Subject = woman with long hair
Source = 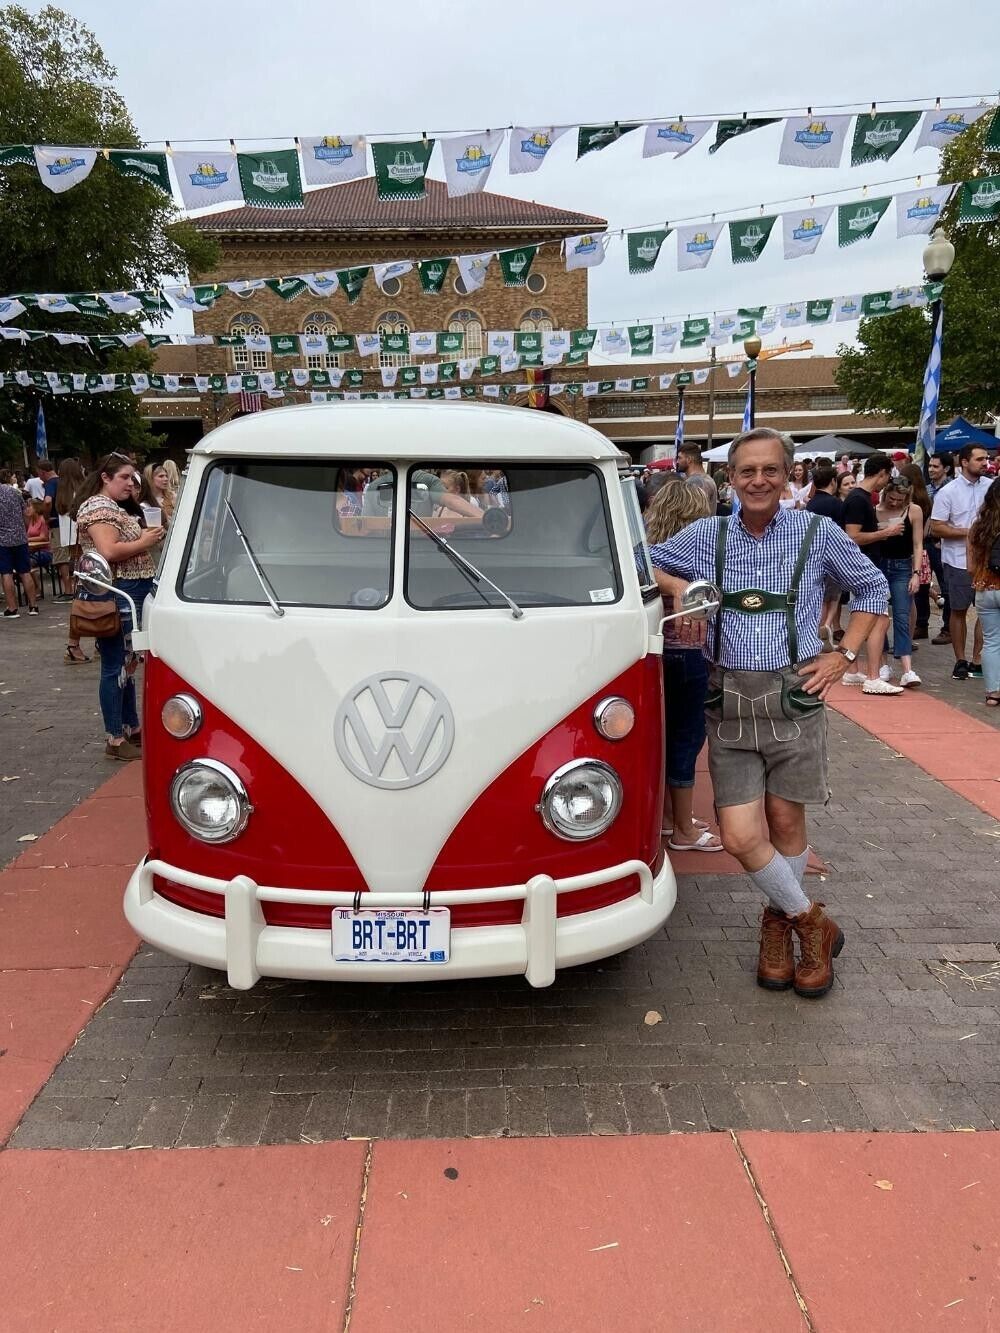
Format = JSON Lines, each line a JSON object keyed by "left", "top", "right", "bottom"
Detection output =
{"left": 72, "top": 453, "right": 164, "bottom": 760}
{"left": 788, "top": 460, "right": 812, "bottom": 509}
{"left": 897, "top": 462, "right": 933, "bottom": 639}
{"left": 968, "top": 477, "right": 1000, "bottom": 707}
{"left": 875, "top": 475, "right": 924, "bottom": 687}
{"left": 143, "top": 462, "right": 175, "bottom": 523}
{"left": 53, "top": 457, "right": 90, "bottom": 662}
{"left": 645, "top": 481, "right": 722, "bottom": 852}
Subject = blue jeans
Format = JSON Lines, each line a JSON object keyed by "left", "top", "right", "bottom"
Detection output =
{"left": 94, "top": 578, "right": 152, "bottom": 739}
{"left": 662, "top": 649, "right": 709, "bottom": 788}
{"left": 884, "top": 558, "right": 914, "bottom": 659}
{"left": 977, "top": 589, "right": 1000, "bottom": 694}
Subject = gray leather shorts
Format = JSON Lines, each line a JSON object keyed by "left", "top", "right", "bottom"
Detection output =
{"left": 705, "top": 666, "right": 830, "bottom": 808}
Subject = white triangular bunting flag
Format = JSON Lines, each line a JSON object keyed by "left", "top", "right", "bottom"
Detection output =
{"left": 487, "top": 331, "right": 514, "bottom": 356}
{"left": 835, "top": 294, "right": 863, "bottom": 322}
{"left": 34, "top": 145, "right": 98, "bottom": 193}
{"left": 642, "top": 120, "right": 711, "bottom": 158}
{"left": 778, "top": 116, "right": 851, "bottom": 169}
{"left": 456, "top": 252, "right": 493, "bottom": 292}
{"left": 782, "top": 205, "right": 835, "bottom": 259}
{"left": 299, "top": 135, "right": 367, "bottom": 186}
{"left": 373, "top": 261, "right": 413, "bottom": 291}
{"left": 356, "top": 332, "right": 381, "bottom": 357}
{"left": 895, "top": 185, "right": 953, "bottom": 237}
{"left": 564, "top": 233, "right": 606, "bottom": 271}
{"left": 915, "top": 106, "right": 988, "bottom": 151}
{"left": 658, "top": 374, "right": 675, "bottom": 390}
{"left": 0, "top": 298, "right": 26, "bottom": 323}
{"left": 292, "top": 369, "right": 310, "bottom": 387}
{"left": 508, "top": 127, "right": 568, "bottom": 174}
{"left": 676, "top": 222, "right": 723, "bottom": 271}
{"left": 726, "top": 361, "right": 744, "bottom": 379}
{"left": 381, "top": 367, "right": 398, "bottom": 387}
{"left": 442, "top": 131, "right": 504, "bottom": 197}
{"left": 172, "top": 151, "right": 243, "bottom": 210}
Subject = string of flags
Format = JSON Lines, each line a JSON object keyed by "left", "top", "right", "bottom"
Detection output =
{"left": 1, "top": 172, "right": 995, "bottom": 324}
{"left": 1, "top": 103, "right": 996, "bottom": 210}
{"left": 0, "top": 365, "right": 735, "bottom": 401}
{"left": 0, "top": 279, "right": 946, "bottom": 363}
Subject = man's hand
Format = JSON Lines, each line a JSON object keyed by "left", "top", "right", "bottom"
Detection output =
{"left": 798, "top": 653, "right": 848, "bottom": 699}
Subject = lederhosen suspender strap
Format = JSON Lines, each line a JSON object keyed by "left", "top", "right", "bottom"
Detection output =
{"left": 713, "top": 514, "right": 823, "bottom": 666}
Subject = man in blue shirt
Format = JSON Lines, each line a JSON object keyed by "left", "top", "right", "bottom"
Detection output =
{"left": 650, "top": 428, "right": 888, "bottom": 999}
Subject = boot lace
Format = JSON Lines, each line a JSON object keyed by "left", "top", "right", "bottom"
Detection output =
{"left": 797, "top": 918, "right": 824, "bottom": 971}
{"left": 760, "top": 914, "right": 791, "bottom": 967}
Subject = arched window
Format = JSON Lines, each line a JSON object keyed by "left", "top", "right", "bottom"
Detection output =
{"left": 302, "top": 311, "right": 340, "bottom": 370}
{"left": 519, "top": 308, "right": 554, "bottom": 334}
{"left": 377, "top": 310, "right": 410, "bottom": 369}
{"left": 229, "top": 312, "right": 269, "bottom": 371}
{"left": 447, "top": 308, "right": 484, "bottom": 361}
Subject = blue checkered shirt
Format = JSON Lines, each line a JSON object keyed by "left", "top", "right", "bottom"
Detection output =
{"left": 649, "top": 507, "right": 889, "bottom": 669}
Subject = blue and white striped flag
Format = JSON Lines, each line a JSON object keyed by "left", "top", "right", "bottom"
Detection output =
{"left": 742, "top": 382, "right": 752, "bottom": 432}
{"left": 674, "top": 392, "right": 685, "bottom": 448}
{"left": 914, "top": 301, "right": 943, "bottom": 466}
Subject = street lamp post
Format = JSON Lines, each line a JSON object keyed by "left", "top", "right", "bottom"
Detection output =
{"left": 922, "top": 226, "right": 955, "bottom": 357}
{"left": 743, "top": 334, "right": 762, "bottom": 429}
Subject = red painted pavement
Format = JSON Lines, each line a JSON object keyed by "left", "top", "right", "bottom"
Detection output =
{"left": 0, "top": 1143, "right": 366, "bottom": 1331}
{"left": 352, "top": 1136, "right": 806, "bottom": 1332}
{"left": 743, "top": 1131, "right": 1000, "bottom": 1332}
{"left": 828, "top": 684, "right": 1000, "bottom": 821}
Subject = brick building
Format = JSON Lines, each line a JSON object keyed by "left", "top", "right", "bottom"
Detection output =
{"left": 144, "top": 179, "right": 607, "bottom": 444}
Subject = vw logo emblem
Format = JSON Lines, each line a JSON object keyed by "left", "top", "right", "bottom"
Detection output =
{"left": 334, "top": 672, "right": 455, "bottom": 789}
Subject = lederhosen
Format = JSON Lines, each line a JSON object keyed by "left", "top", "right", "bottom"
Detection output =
{"left": 704, "top": 514, "right": 830, "bottom": 805}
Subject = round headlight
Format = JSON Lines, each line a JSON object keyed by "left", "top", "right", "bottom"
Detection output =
{"left": 161, "top": 693, "right": 203, "bottom": 739}
{"left": 593, "top": 696, "right": 635, "bottom": 740}
{"left": 539, "top": 759, "right": 623, "bottom": 841}
{"left": 169, "top": 760, "right": 251, "bottom": 844}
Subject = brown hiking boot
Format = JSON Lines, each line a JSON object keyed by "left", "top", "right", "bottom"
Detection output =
{"left": 757, "top": 906, "right": 795, "bottom": 990}
{"left": 790, "top": 902, "right": 845, "bottom": 998}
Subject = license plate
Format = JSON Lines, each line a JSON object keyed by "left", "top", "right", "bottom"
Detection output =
{"left": 332, "top": 907, "right": 450, "bottom": 964}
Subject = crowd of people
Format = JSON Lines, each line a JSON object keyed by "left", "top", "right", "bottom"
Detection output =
{"left": 2, "top": 453, "right": 180, "bottom": 759}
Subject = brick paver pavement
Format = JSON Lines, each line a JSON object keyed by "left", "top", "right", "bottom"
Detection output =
{"left": 4, "top": 596, "right": 999, "bottom": 1145}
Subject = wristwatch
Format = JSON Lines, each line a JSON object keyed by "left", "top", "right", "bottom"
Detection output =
{"left": 836, "top": 646, "right": 858, "bottom": 663}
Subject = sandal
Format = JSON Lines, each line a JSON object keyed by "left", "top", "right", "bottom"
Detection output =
{"left": 668, "top": 829, "right": 724, "bottom": 853}
{"left": 661, "top": 816, "right": 709, "bottom": 837}
{"left": 987, "top": 693, "right": 1000, "bottom": 709}
{"left": 64, "top": 644, "right": 91, "bottom": 665}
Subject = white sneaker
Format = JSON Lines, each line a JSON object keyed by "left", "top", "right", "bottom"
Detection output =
{"left": 862, "top": 677, "right": 905, "bottom": 695}
{"left": 879, "top": 664, "right": 895, "bottom": 681}
{"left": 900, "top": 670, "right": 922, "bottom": 688}
{"left": 842, "top": 671, "right": 867, "bottom": 685}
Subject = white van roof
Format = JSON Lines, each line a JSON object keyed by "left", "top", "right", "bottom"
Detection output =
{"left": 193, "top": 401, "right": 627, "bottom": 463}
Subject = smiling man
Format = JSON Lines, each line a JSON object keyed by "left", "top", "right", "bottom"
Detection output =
{"left": 649, "top": 428, "right": 889, "bottom": 998}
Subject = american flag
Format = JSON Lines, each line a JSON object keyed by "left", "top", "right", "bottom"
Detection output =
{"left": 239, "top": 391, "right": 262, "bottom": 414}
{"left": 914, "top": 302, "right": 943, "bottom": 467}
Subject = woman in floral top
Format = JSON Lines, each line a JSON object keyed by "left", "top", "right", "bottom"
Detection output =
{"left": 73, "top": 454, "right": 164, "bottom": 761}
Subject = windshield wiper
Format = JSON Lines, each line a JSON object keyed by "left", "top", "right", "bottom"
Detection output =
{"left": 225, "top": 499, "right": 285, "bottom": 618}
{"left": 407, "top": 509, "right": 523, "bottom": 620}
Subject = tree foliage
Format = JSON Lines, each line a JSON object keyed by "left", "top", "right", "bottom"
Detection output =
{"left": 0, "top": 4, "right": 217, "bottom": 461}
{"left": 836, "top": 109, "right": 1000, "bottom": 425}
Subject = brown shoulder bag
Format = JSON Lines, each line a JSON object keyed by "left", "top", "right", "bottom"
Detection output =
{"left": 69, "top": 597, "right": 121, "bottom": 639}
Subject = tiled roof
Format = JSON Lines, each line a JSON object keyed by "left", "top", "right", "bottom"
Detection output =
{"left": 195, "top": 177, "right": 607, "bottom": 235}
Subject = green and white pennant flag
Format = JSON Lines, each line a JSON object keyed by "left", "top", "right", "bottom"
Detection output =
{"left": 265, "top": 278, "right": 307, "bottom": 301}
{"left": 372, "top": 139, "right": 434, "bottom": 201}
{"left": 442, "top": 130, "right": 503, "bottom": 197}
{"left": 708, "top": 118, "right": 778, "bottom": 154}
{"left": 850, "top": 112, "right": 920, "bottom": 165}
{"left": 676, "top": 222, "right": 723, "bottom": 271}
{"left": 0, "top": 144, "right": 33, "bottom": 167}
{"left": 986, "top": 108, "right": 1000, "bottom": 152}
{"left": 508, "top": 127, "right": 568, "bottom": 174}
{"left": 269, "top": 334, "right": 298, "bottom": 356}
{"left": 782, "top": 205, "right": 834, "bottom": 259}
{"left": 861, "top": 291, "right": 893, "bottom": 318}
{"left": 437, "top": 331, "right": 463, "bottom": 355}
{"left": 627, "top": 229, "right": 669, "bottom": 274}
{"left": 807, "top": 299, "right": 834, "bottom": 324}
{"left": 778, "top": 115, "right": 851, "bottom": 169}
{"left": 895, "top": 185, "right": 953, "bottom": 236}
{"left": 417, "top": 259, "right": 450, "bottom": 294}
{"left": 570, "top": 329, "right": 597, "bottom": 352}
{"left": 915, "top": 106, "right": 989, "bottom": 151}
{"left": 564, "top": 233, "right": 606, "bottom": 270}
{"left": 299, "top": 135, "right": 367, "bottom": 186}
{"left": 107, "top": 149, "right": 172, "bottom": 195}
{"left": 577, "top": 124, "right": 638, "bottom": 158}
{"left": 628, "top": 324, "right": 654, "bottom": 354}
{"left": 729, "top": 215, "right": 776, "bottom": 264}
{"left": 837, "top": 197, "right": 890, "bottom": 246}
{"left": 498, "top": 247, "right": 537, "bottom": 287}
{"left": 642, "top": 120, "right": 711, "bottom": 158}
{"left": 172, "top": 150, "right": 242, "bottom": 210}
{"left": 336, "top": 268, "right": 369, "bottom": 303}
{"left": 238, "top": 150, "right": 303, "bottom": 208}
{"left": 957, "top": 174, "right": 1000, "bottom": 224}
{"left": 34, "top": 145, "right": 98, "bottom": 193}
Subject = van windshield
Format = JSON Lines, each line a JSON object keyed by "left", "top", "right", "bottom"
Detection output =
{"left": 180, "top": 460, "right": 395, "bottom": 609}
{"left": 405, "top": 464, "right": 621, "bottom": 611}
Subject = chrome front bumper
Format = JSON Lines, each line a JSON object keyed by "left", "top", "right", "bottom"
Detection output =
{"left": 124, "top": 856, "right": 677, "bottom": 989}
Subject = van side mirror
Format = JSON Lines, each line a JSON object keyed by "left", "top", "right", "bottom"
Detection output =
{"left": 659, "top": 579, "right": 721, "bottom": 627}
{"left": 74, "top": 550, "right": 113, "bottom": 590}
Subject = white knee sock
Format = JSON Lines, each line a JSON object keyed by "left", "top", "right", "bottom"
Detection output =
{"left": 786, "top": 847, "right": 810, "bottom": 886}
{"left": 750, "top": 851, "right": 811, "bottom": 916}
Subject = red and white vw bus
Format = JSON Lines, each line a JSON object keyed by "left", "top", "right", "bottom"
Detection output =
{"left": 120, "top": 402, "right": 684, "bottom": 988}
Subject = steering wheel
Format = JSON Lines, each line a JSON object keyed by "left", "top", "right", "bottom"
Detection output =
{"left": 429, "top": 590, "right": 578, "bottom": 609}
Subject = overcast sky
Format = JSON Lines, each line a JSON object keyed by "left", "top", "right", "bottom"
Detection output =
{"left": 43, "top": 0, "right": 1000, "bottom": 357}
